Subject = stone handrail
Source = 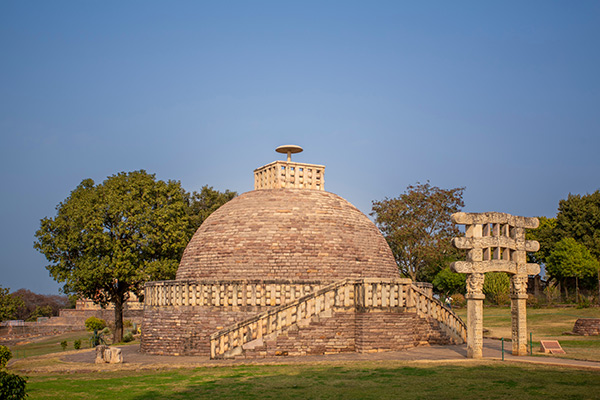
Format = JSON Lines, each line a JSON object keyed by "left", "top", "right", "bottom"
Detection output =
{"left": 144, "top": 280, "right": 322, "bottom": 308}
{"left": 408, "top": 284, "right": 466, "bottom": 343}
{"left": 210, "top": 279, "right": 351, "bottom": 359}
{"left": 209, "top": 279, "right": 466, "bottom": 359}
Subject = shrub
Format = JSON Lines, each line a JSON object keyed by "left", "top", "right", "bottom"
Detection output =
{"left": 0, "top": 345, "right": 12, "bottom": 368}
{"left": 450, "top": 293, "right": 466, "bottom": 308}
{"left": 122, "top": 332, "right": 134, "bottom": 343}
{"left": 73, "top": 340, "right": 81, "bottom": 350}
{"left": 123, "top": 319, "right": 133, "bottom": 328}
{"left": 60, "top": 340, "right": 67, "bottom": 351}
{"left": 85, "top": 317, "right": 106, "bottom": 332}
{"left": 0, "top": 370, "right": 28, "bottom": 400}
{"left": 483, "top": 272, "right": 510, "bottom": 305}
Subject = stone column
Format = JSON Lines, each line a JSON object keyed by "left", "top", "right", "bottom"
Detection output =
{"left": 466, "top": 273, "right": 485, "bottom": 358}
{"left": 511, "top": 274, "right": 529, "bottom": 355}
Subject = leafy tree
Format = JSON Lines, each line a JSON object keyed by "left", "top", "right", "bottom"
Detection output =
{"left": 546, "top": 237, "right": 600, "bottom": 301}
{"left": 0, "top": 287, "right": 24, "bottom": 322}
{"left": 184, "top": 185, "right": 237, "bottom": 236}
{"left": 11, "top": 289, "right": 69, "bottom": 321}
{"left": 526, "top": 216, "right": 557, "bottom": 265}
{"left": 34, "top": 170, "right": 190, "bottom": 342}
{"left": 432, "top": 268, "right": 466, "bottom": 297}
{"left": 26, "top": 305, "right": 53, "bottom": 322}
{"left": 555, "top": 191, "right": 600, "bottom": 260}
{"left": 371, "top": 182, "right": 465, "bottom": 281}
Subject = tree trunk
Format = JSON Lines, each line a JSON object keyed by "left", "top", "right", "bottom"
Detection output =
{"left": 114, "top": 294, "right": 124, "bottom": 343}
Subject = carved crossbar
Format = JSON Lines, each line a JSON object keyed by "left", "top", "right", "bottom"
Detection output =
{"left": 450, "top": 212, "right": 541, "bottom": 276}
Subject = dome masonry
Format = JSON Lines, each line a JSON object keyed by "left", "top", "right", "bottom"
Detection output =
{"left": 176, "top": 146, "right": 400, "bottom": 282}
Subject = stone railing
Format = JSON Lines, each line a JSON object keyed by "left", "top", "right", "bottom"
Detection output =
{"left": 408, "top": 284, "right": 466, "bottom": 343}
{"left": 210, "top": 279, "right": 351, "bottom": 359}
{"left": 144, "top": 280, "right": 322, "bottom": 308}
{"left": 209, "top": 279, "right": 466, "bottom": 359}
{"left": 254, "top": 160, "right": 325, "bottom": 190}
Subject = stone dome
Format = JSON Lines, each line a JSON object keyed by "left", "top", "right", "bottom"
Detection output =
{"left": 176, "top": 188, "right": 400, "bottom": 282}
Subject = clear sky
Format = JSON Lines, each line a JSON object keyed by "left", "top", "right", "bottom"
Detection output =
{"left": 1, "top": 1, "right": 599, "bottom": 294}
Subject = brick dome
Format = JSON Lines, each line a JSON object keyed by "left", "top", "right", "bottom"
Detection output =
{"left": 176, "top": 188, "right": 400, "bottom": 281}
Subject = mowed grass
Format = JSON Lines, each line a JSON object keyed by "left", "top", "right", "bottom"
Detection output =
{"left": 8, "top": 330, "right": 93, "bottom": 358}
{"left": 454, "top": 306, "right": 600, "bottom": 361}
{"left": 23, "top": 362, "right": 600, "bottom": 400}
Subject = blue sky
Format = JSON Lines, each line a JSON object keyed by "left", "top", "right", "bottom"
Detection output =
{"left": 1, "top": 1, "right": 599, "bottom": 294}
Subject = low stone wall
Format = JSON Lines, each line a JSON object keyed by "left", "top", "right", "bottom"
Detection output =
{"left": 355, "top": 311, "right": 448, "bottom": 353}
{"left": 141, "top": 305, "right": 266, "bottom": 356}
{"left": 58, "top": 309, "right": 144, "bottom": 327}
{"left": 573, "top": 318, "right": 600, "bottom": 336}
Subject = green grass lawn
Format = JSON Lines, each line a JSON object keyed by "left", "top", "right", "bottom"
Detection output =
{"left": 454, "top": 306, "right": 600, "bottom": 361}
{"left": 8, "top": 330, "right": 94, "bottom": 359}
{"left": 22, "top": 362, "right": 600, "bottom": 400}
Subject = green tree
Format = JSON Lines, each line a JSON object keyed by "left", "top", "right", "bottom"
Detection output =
{"left": 555, "top": 191, "right": 600, "bottom": 259}
{"left": 432, "top": 268, "right": 466, "bottom": 297}
{"left": 25, "top": 305, "right": 53, "bottom": 322}
{"left": 546, "top": 237, "right": 600, "bottom": 301}
{"left": 371, "top": 182, "right": 465, "bottom": 281}
{"left": 0, "top": 287, "right": 24, "bottom": 322}
{"left": 184, "top": 185, "right": 237, "bottom": 236}
{"left": 526, "top": 216, "right": 557, "bottom": 265}
{"left": 34, "top": 170, "right": 190, "bottom": 342}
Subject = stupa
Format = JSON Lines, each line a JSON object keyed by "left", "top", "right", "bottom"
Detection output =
{"left": 141, "top": 146, "right": 465, "bottom": 358}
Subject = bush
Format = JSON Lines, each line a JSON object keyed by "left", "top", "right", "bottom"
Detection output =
{"left": 85, "top": 317, "right": 107, "bottom": 332}
{"left": 60, "top": 340, "right": 67, "bottom": 351}
{"left": 123, "top": 319, "right": 133, "bottom": 328}
{"left": 0, "top": 345, "right": 12, "bottom": 368}
{"left": 73, "top": 340, "right": 81, "bottom": 350}
{"left": 483, "top": 272, "right": 510, "bottom": 305}
{"left": 122, "top": 332, "right": 134, "bottom": 343}
{"left": 0, "top": 370, "right": 28, "bottom": 400}
{"left": 450, "top": 293, "right": 466, "bottom": 308}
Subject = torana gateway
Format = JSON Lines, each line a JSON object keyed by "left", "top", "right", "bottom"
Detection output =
{"left": 140, "top": 146, "right": 466, "bottom": 358}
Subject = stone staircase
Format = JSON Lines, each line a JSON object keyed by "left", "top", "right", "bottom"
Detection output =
{"left": 210, "top": 279, "right": 466, "bottom": 359}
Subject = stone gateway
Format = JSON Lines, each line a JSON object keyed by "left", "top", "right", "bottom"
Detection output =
{"left": 141, "top": 146, "right": 466, "bottom": 358}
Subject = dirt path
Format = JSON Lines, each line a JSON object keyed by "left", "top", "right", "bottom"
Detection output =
{"left": 9, "top": 339, "right": 600, "bottom": 373}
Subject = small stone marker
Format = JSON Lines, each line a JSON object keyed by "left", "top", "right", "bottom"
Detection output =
{"left": 95, "top": 345, "right": 124, "bottom": 363}
{"left": 540, "top": 340, "right": 565, "bottom": 354}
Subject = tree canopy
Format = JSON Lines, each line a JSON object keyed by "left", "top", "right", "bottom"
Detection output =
{"left": 371, "top": 182, "right": 465, "bottom": 281}
{"left": 184, "top": 185, "right": 237, "bottom": 236}
{"left": 555, "top": 191, "right": 600, "bottom": 260}
{"left": 527, "top": 190, "right": 600, "bottom": 300}
{"left": 0, "top": 286, "right": 24, "bottom": 322}
{"left": 34, "top": 170, "right": 192, "bottom": 341}
{"left": 546, "top": 237, "right": 599, "bottom": 293}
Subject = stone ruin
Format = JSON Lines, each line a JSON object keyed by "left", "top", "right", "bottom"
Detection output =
{"left": 450, "top": 212, "right": 540, "bottom": 357}
{"left": 140, "top": 146, "right": 466, "bottom": 359}
{"left": 95, "top": 345, "right": 123, "bottom": 364}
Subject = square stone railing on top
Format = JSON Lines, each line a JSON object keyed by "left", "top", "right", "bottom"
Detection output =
{"left": 254, "top": 160, "right": 325, "bottom": 190}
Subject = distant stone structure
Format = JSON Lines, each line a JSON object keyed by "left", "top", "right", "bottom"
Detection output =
{"left": 573, "top": 318, "right": 600, "bottom": 336}
{"left": 141, "top": 146, "right": 466, "bottom": 358}
{"left": 450, "top": 212, "right": 540, "bottom": 357}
